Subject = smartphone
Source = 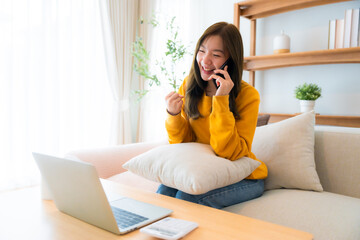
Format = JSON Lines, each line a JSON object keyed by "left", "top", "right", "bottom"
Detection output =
{"left": 213, "top": 58, "right": 233, "bottom": 89}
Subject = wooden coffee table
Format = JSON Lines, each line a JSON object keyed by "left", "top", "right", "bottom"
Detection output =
{"left": 0, "top": 180, "right": 313, "bottom": 239}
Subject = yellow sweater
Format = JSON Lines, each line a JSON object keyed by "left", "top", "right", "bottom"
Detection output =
{"left": 165, "top": 77, "right": 267, "bottom": 180}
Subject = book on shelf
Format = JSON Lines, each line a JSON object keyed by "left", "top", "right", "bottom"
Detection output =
{"left": 343, "top": 9, "right": 352, "bottom": 48}
{"left": 350, "top": 8, "right": 359, "bottom": 47}
{"left": 329, "top": 8, "right": 360, "bottom": 49}
{"left": 335, "top": 19, "right": 345, "bottom": 49}
{"left": 328, "top": 20, "right": 336, "bottom": 49}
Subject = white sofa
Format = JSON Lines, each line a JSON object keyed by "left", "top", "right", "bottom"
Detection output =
{"left": 67, "top": 125, "right": 360, "bottom": 240}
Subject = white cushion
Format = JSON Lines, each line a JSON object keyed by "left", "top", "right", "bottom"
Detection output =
{"left": 123, "top": 143, "right": 261, "bottom": 195}
{"left": 252, "top": 111, "right": 323, "bottom": 191}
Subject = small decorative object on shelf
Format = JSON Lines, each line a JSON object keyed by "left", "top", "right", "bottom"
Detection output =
{"left": 294, "top": 83, "right": 322, "bottom": 113}
{"left": 273, "top": 30, "right": 290, "bottom": 54}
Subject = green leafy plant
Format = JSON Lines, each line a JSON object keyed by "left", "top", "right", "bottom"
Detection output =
{"left": 131, "top": 14, "right": 189, "bottom": 101}
{"left": 156, "top": 17, "right": 189, "bottom": 91}
{"left": 131, "top": 15, "right": 160, "bottom": 100}
{"left": 294, "top": 83, "right": 322, "bottom": 100}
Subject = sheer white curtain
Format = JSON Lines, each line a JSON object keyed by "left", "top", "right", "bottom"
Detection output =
{"left": 0, "top": 0, "right": 113, "bottom": 191}
{"left": 99, "top": 0, "right": 138, "bottom": 145}
{"left": 137, "top": 0, "right": 193, "bottom": 142}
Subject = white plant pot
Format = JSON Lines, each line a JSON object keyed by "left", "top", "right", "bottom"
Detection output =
{"left": 299, "top": 100, "right": 315, "bottom": 113}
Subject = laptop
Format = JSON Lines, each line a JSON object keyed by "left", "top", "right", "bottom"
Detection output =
{"left": 32, "top": 152, "right": 173, "bottom": 235}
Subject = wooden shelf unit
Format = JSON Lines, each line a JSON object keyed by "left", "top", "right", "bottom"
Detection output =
{"left": 234, "top": 0, "right": 360, "bottom": 128}
{"left": 261, "top": 113, "right": 360, "bottom": 128}
{"left": 234, "top": 0, "right": 351, "bottom": 22}
{"left": 244, "top": 47, "right": 360, "bottom": 71}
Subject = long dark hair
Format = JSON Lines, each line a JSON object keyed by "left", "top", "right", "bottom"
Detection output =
{"left": 184, "top": 22, "right": 244, "bottom": 119}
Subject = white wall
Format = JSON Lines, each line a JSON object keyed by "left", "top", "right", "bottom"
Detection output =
{"left": 190, "top": 0, "right": 360, "bottom": 116}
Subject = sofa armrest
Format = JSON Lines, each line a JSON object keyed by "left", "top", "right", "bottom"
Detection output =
{"left": 66, "top": 140, "right": 167, "bottom": 179}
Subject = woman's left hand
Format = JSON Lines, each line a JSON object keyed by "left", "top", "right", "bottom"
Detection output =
{"left": 209, "top": 66, "right": 234, "bottom": 96}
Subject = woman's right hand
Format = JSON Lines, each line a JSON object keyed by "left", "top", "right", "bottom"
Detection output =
{"left": 165, "top": 92, "right": 184, "bottom": 115}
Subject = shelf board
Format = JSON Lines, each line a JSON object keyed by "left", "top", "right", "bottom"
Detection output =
{"left": 236, "top": 0, "right": 351, "bottom": 20}
{"left": 243, "top": 47, "right": 360, "bottom": 71}
{"left": 260, "top": 113, "right": 360, "bottom": 128}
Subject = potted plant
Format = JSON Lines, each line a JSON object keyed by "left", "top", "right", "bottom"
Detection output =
{"left": 294, "top": 83, "right": 322, "bottom": 113}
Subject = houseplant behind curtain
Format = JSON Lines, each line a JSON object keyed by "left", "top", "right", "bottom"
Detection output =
{"left": 136, "top": 0, "right": 192, "bottom": 142}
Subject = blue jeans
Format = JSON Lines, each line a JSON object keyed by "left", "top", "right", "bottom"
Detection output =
{"left": 156, "top": 179, "right": 264, "bottom": 209}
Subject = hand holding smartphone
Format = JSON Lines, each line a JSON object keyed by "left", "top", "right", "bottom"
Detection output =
{"left": 213, "top": 58, "right": 233, "bottom": 89}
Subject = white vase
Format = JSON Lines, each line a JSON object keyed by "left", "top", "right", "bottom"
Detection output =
{"left": 273, "top": 30, "right": 290, "bottom": 54}
{"left": 299, "top": 100, "right": 315, "bottom": 113}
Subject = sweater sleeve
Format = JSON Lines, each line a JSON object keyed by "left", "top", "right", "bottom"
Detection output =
{"left": 165, "top": 79, "right": 195, "bottom": 143}
{"left": 209, "top": 83, "right": 260, "bottom": 161}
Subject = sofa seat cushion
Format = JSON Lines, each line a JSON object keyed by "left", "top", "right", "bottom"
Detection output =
{"left": 107, "top": 171, "right": 160, "bottom": 193}
{"left": 223, "top": 189, "right": 360, "bottom": 240}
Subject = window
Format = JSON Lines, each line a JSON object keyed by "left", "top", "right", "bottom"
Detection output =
{"left": 0, "top": 0, "right": 112, "bottom": 191}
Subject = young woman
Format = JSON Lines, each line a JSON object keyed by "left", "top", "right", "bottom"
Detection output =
{"left": 158, "top": 22, "right": 268, "bottom": 209}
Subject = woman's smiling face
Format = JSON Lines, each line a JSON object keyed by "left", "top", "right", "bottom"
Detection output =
{"left": 196, "top": 35, "right": 229, "bottom": 81}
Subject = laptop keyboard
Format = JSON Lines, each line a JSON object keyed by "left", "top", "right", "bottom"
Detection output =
{"left": 111, "top": 206, "right": 149, "bottom": 229}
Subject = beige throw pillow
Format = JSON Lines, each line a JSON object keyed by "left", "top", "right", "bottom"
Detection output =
{"left": 123, "top": 143, "right": 261, "bottom": 195}
{"left": 252, "top": 111, "right": 323, "bottom": 191}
